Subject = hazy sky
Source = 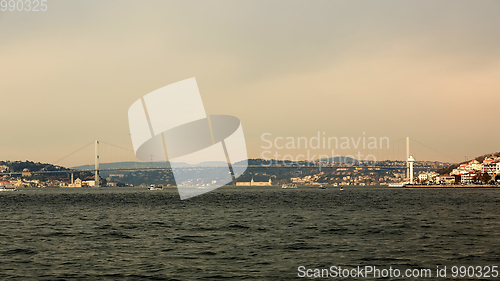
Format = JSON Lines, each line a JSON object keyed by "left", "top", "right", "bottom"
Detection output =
{"left": 1, "top": 0, "right": 499, "bottom": 167}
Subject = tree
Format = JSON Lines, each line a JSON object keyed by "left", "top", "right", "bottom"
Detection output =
{"left": 482, "top": 173, "right": 492, "bottom": 183}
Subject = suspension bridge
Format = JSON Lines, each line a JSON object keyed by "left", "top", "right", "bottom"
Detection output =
{"left": 0, "top": 137, "right": 459, "bottom": 187}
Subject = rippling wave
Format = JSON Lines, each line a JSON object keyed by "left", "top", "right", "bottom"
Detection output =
{"left": 1, "top": 187, "right": 500, "bottom": 280}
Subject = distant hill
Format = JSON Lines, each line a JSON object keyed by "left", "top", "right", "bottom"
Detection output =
{"left": 72, "top": 157, "right": 360, "bottom": 170}
{"left": 71, "top": 160, "right": 232, "bottom": 170}
{"left": 320, "top": 156, "right": 358, "bottom": 163}
{"left": 0, "top": 160, "right": 68, "bottom": 173}
{"left": 72, "top": 161, "right": 171, "bottom": 170}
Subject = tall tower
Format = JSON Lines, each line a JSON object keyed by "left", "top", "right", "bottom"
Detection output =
{"left": 406, "top": 137, "right": 410, "bottom": 179}
{"left": 95, "top": 140, "right": 100, "bottom": 187}
{"left": 407, "top": 155, "right": 415, "bottom": 184}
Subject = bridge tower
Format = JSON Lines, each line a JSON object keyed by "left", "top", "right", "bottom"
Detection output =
{"left": 95, "top": 140, "right": 100, "bottom": 187}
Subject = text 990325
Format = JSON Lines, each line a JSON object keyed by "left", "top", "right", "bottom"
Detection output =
{"left": 1, "top": 0, "right": 47, "bottom": 12}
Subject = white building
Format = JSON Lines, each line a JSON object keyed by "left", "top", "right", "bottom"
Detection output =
{"left": 418, "top": 171, "right": 439, "bottom": 183}
{"left": 68, "top": 178, "right": 82, "bottom": 187}
{"left": 483, "top": 161, "right": 500, "bottom": 176}
{"left": 437, "top": 175, "right": 455, "bottom": 184}
{"left": 83, "top": 180, "right": 96, "bottom": 187}
{"left": 470, "top": 160, "right": 483, "bottom": 171}
{"left": 460, "top": 171, "right": 480, "bottom": 184}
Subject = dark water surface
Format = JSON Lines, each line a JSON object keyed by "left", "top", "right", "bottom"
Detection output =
{"left": 1, "top": 187, "right": 500, "bottom": 280}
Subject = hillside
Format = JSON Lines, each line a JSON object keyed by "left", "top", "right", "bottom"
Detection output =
{"left": 437, "top": 151, "right": 500, "bottom": 175}
{"left": 0, "top": 160, "right": 68, "bottom": 173}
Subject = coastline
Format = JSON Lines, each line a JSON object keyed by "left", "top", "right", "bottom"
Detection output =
{"left": 403, "top": 184, "right": 499, "bottom": 188}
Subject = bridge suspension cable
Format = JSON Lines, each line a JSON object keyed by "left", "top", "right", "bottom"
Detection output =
{"left": 410, "top": 138, "right": 459, "bottom": 163}
{"left": 50, "top": 140, "right": 95, "bottom": 167}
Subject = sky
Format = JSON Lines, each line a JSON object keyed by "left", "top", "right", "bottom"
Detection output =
{"left": 1, "top": 0, "right": 499, "bottom": 167}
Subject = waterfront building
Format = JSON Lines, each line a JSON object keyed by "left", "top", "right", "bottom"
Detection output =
{"left": 236, "top": 178, "right": 272, "bottom": 186}
{"left": 483, "top": 161, "right": 500, "bottom": 177}
{"left": 83, "top": 180, "right": 96, "bottom": 187}
{"left": 450, "top": 158, "right": 497, "bottom": 183}
{"left": 437, "top": 175, "right": 455, "bottom": 184}
{"left": 68, "top": 178, "right": 82, "bottom": 187}
{"left": 418, "top": 171, "right": 439, "bottom": 183}
{"left": 460, "top": 171, "right": 482, "bottom": 184}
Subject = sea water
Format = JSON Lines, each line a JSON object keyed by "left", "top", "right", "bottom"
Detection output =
{"left": 1, "top": 186, "right": 500, "bottom": 280}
